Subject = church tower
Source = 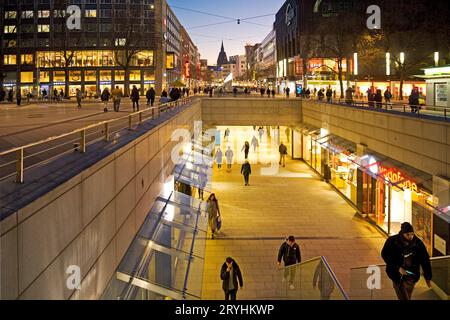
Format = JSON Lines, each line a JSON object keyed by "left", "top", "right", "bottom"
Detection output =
{"left": 216, "top": 41, "right": 228, "bottom": 68}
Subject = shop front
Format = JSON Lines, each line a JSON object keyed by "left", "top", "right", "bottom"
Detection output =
{"left": 355, "top": 152, "right": 434, "bottom": 254}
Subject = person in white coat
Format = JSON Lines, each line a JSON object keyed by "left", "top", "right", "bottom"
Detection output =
{"left": 215, "top": 148, "right": 223, "bottom": 170}
{"left": 225, "top": 146, "right": 234, "bottom": 171}
{"left": 251, "top": 136, "right": 259, "bottom": 152}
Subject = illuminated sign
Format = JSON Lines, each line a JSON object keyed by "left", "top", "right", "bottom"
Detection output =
{"left": 285, "top": 4, "right": 295, "bottom": 26}
{"left": 144, "top": 80, "right": 156, "bottom": 84}
{"left": 379, "top": 166, "right": 418, "bottom": 192}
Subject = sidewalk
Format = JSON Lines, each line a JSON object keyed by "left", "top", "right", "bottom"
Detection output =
{"left": 201, "top": 128, "right": 385, "bottom": 300}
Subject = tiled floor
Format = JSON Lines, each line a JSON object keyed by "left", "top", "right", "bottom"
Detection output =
{"left": 200, "top": 126, "right": 386, "bottom": 300}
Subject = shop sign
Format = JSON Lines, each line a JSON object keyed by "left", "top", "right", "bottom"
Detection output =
{"left": 379, "top": 166, "right": 418, "bottom": 192}
{"left": 285, "top": 4, "right": 296, "bottom": 26}
{"left": 100, "top": 81, "right": 111, "bottom": 85}
{"left": 53, "top": 81, "right": 65, "bottom": 85}
{"left": 435, "top": 83, "right": 447, "bottom": 107}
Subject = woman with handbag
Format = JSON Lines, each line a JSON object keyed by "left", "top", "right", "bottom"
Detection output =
{"left": 207, "top": 193, "right": 221, "bottom": 239}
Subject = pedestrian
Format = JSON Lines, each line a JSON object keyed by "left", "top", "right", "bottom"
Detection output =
{"left": 326, "top": 87, "right": 333, "bottom": 103}
{"left": 76, "top": 88, "right": 83, "bottom": 108}
{"left": 16, "top": 90, "right": 22, "bottom": 106}
{"left": 207, "top": 193, "right": 220, "bottom": 239}
{"left": 258, "top": 127, "right": 264, "bottom": 143}
{"left": 215, "top": 148, "right": 223, "bottom": 170}
{"left": 161, "top": 89, "right": 168, "bottom": 98}
{"left": 240, "top": 160, "right": 251, "bottom": 186}
{"left": 313, "top": 261, "right": 335, "bottom": 300}
{"left": 220, "top": 257, "right": 243, "bottom": 301}
{"left": 271, "top": 89, "right": 276, "bottom": 98}
{"left": 367, "top": 89, "right": 375, "bottom": 108}
{"left": 60, "top": 89, "right": 64, "bottom": 101}
{"left": 317, "top": 89, "right": 324, "bottom": 101}
{"left": 42, "top": 88, "right": 47, "bottom": 101}
{"left": 146, "top": 87, "right": 156, "bottom": 107}
{"left": 209, "top": 88, "right": 213, "bottom": 97}
{"left": 305, "top": 88, "right": 311, "bottom": 99}
{"left": 286, "top": 87, "right": 290, "bottom": 98}
{"left": 8, "top": 89, "right": 13, "bottom": 102}
{"left": 285, "top": 127, "right": 291, "bottom": 143}
{"left": 345, "top": 87, "right": 354, "bottom": 105}
{"left": 241, "top": 141, "right": 250, "bottom": 159}
{"left": 409, "top": 89, "right": 420, "bottom": 113}
{"left": 233, "top": 87, "right": 238, "bottom": 97}
{"left": 277, "top": 235, "right": 302, "bottom": 290}
{"left": 381, "top": 222, "right": 432, "bottom": 300}
{"left": 111, "top": 86, "right": 123, "bottom": 112}
{"left": 0, "top": 88, "right": 5, "bottom": 102}
{"left": 279, "top": 142, "right": 288, "bottom": 167}
{"left": 101, "top": 87, "right": 111, "bottom": 112}
{"left": 131, "top": 85, "right": 140, "bottom": 112}
{"left": 251, "top": 136, "right": 259, "bottom": 152}
{"left": 374, "top": 89, "right": 383, "bottom": 108}
{"left": 267, "top": 88, "right": 271, "bottom": 98}
{"left": 224, "top": 127, "right": 230, "bottom": 142}
{"left": 384, "top": 88, "right": 392, "bottom": 104}
{"left": 260, "top": 88, "right": 265, "bottom": 97}
{"left": 225, "top": 146, "right": 233, "bottom": 171}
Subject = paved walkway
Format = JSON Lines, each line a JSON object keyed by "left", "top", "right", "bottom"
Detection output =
{"left": 201, "top": 126, "right": 386, "bottom": 300}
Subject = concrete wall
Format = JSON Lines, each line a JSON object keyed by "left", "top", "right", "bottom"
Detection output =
{"left": 302, "top": 100, "right": 450, "bottom": 178}
{"left": 201, "top": 98, "right": 303, "bottom": 127}
{"left": 0, "top": 100, "right": 201, "bottom": 300}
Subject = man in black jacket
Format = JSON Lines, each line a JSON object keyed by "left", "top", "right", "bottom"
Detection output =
{"left": 381, "top": 222, "right": 432, "bottom": 300}
{"left": 278, "top": 235, "right": 302, "bottom": 290}
{"left": 220, "top": 257, "right": 243, "bottom": 300}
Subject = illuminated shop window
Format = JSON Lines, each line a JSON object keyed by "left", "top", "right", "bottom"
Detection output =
{"left": 129, "top": 70, "right": 141, "bottom": 81}
{"left": 22, "top": 11, "right": 34, "bottom": 19}
{"left": 53, "top": 71, "right": 66, "bottom": 82}
{"left": 4, "top": 25, "right": 17, "bottom": 33}
{"left": 166, "top": 53, "right": 175, "bottom": 70}
{"left": 85, "top": 10, "right": 97, "bottom": 17}
{"left": 85, "top": 70, "right": 97, "bottom": 82}
{"left": 21, "top": 72, "right": 34, "bottom": 83}
{"left": 21, "top": 54, "right": 34, "bottom": 65}
{"left": 5, "top": 11, "right": 17, "bottom": 19}
{"left": 70, "top": 71, "right": 82, "bottom": 82}
{"left": 4, "top": 55, "right": 17, "bottom": 65}
{"left": 39, "top": 71, "right": 50, "bottom": 82}
{"left": 100, "top": 70, "right": 112, "bottom": 81}
{"left": 144, "top": 71, "right": 155, "bottom": 81}
{"left": 38, "top": 10, "right": 50, "bottom": 18}
{"left": 115, "top": 70, "right": 125, "bottom": 81}
{"left": 38, "top": 25, "right": 50, "bottom": 33}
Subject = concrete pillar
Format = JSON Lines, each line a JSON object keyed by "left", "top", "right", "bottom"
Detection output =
{"left": 154, "top": 0, "right": 167, "bottom": 95}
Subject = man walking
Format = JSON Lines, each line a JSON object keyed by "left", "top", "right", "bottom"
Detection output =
{"left": 240, "top": 160, "right": 251, "bottom": 186}
{"left": 131, "top": 85, "right": 140, "bottom": 112}
{"left": 76, "top": 88, "right": 83, "bottom": 108}
{"left": 225, "top": 146, "right": 234, "bottom": 171}
{"left": 381, "top": 222, "right": 432, "bottom": 300}
{"left": 278, "top": 235, "right": 302, "bottom": 290}
{"left": 112, "top": 86, "right": 123, "bottom": 112}
{"left": 146, "top": 87, "right": 156, "bottom": 107}
{"left": 220, "top": 257, "right": 243, "bottom": 301}
{"left": 279, "top": 142, "right": 288, "bottom": 167}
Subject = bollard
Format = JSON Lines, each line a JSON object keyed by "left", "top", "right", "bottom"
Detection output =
{"left": 104, "top": 122, "right": 109, "bottom": 142}
{"left": 80, "top": 130, "right": 86, "bottom": 153}
{"left": 16, "top": 148, "right": 24, "bottom": 183}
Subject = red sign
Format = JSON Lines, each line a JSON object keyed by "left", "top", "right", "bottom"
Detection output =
{"left": 379, "top": 166, "right": 418, "bottom": 192}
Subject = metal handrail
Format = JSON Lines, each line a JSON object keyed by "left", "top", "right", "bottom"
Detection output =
{"left": 350, "top": 255, "right": 450, "bottom": 270}
{"left": 321, "top": 256, "right": 349, "bottom": 300}
{"left": 0, "top": 97, "right": 195, "bottom": 183}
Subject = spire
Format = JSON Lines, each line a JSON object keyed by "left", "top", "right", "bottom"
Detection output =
{"left": 221, "top": 41, "right": 224, "bottom": 52}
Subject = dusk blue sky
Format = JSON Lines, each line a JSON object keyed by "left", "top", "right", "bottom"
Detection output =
{"left": 168, "top": 0, "right": 285, "bottom": 65}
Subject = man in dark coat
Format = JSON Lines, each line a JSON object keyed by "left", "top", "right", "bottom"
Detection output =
{"left": 279, "top": 142, "right": 288, "bottom": 167}
{"left": 220, "top": 257, "right": 243, "bottom": 300}
{"left": 278, "top": 235, "right": 302, "bottom": 290}
{"left": 381, "top": 222, "right": 432, "bottom": 300}
{"left": 130, "top": 85, "right": 140, "bottom": 112}
{"left": 146, "top": 87, "right": 156, "bottom": 107}
{"left": 240, "top": 160, "right": 251, "bottom": 186}
{"left": 409, "top": 89, "right": 420, "bottom": 113}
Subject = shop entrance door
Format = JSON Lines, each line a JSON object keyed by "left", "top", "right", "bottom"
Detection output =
{"left": 361, "top": 171, "right": 376, "bottom": 218}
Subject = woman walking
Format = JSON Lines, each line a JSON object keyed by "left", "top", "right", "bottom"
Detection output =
{"left": 207, "top": 193, "right": 221, "bottom": 239}
{"left": 241, "top": 141, "right": 250, "bottom": 159}
{"left": 101, "top": 87, "right": 111, "bottom": 112}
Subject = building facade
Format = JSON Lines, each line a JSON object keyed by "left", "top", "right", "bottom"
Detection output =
{"left": 255, "top": 28, "right": 276, "bottom": 85}
{"left": 0, "top": 0, "right": 192, "bottom": 97}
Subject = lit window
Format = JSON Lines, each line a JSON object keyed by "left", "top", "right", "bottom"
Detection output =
{"left": 21, "top": 72, "right": 34, "bottom": 83}
{"left": 4, "top": 55, "right": 17, "bottom": 65}
{"left": 4, "top": 25, "right": 17, "bottom": 33}
{"left": 22, "top": 11, "right": 34, "bottom": 19}
{"left": 5, "top": 11, "right": 17, "bottom": 19}
{"left": 38, "top": 10, "right": 50, "bottom": 18}
{"left": 38, "top": 25, "right": 50, "bottom": 32}
{"left": 115, "top": 38, "right": 126, "bottom": 46}
{"left": 21, "top": 54, "right": 34, "bottom": 65}
{"left": 39, "top": 71, "right": 50, "bottom": 82}
{"left": 86, "top": 10, "right": 97, "bottom": 18}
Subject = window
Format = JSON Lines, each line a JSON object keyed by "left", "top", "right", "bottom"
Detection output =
{"left": 86, "top": 23, "right": 97, "bottom": 32}
{"left": 38, "top": 25, "right": 50, "bottom": 32}
{"left": 53, "top": 71, "right": 65, "bottom": 82}
{"left": 99, "top": 24, "right": 112, "bottom": 32}
{"left": 21, "top": 72, "right": 34, "bottom": 83}
{"left": 39, "top": 71, "right": 50, "bottom": 82}
{"left": 100, "top": 70, "right": 112, "bottom": 81}
{"left": 5, "top": 11, "right": 17, "bottom": 19}
{"left": 54, "top": 10, "right": 66, "bottom": 18}
{"left": 69, "top": 71, "right": 82, "bottom": 82}
{"left": 4, "top": 55, "right": 17, "bottom": 65}
{"left": 22, "top": 24, "right": 36, "bottom": 33}
{"left": 5, "top": 40, "right": 17, "bottom": 48}
{"left": 21, "top": 54, "right": 34, "bottom": 65}
{"left": 38, "top": 11, "right": 50, "bottom": 18}
{"left": 22, "top": 11, "right": 34, "bottom": 19}
{"left": 84, "top": 71, "right": 97, "bottom": 82}
{"left": 100, "top": 10, "right": 112, "bottom": 18}
{"left": 115, "top": 38, "right": 126, "bottom": 46}
{"left": 115, "top": 70, "right": 125, "bottom": 81}
{"left": 20, "top": 39, "right": 33, "bottom": 47}
{"left": 129, "top": 70, "right": 141, "bottom": 81}
{"left": 4, "top": 25, "right": 17, "bottom": 34}
{"left": 86, "top": 10, "right": 97, "bottom": 18}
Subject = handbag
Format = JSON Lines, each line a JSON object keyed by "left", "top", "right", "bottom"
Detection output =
{"left": 216, "top": 214, "right": 222, "bottom": 231}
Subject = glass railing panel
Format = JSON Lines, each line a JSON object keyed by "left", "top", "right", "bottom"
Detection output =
{"left": 430, "top": 257, "right": 450, "bottom": 297}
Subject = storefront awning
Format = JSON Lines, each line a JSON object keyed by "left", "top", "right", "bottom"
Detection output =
{"left": 316, "top": 134, "right": 357, "bottom": 154}
{"left": 295, "top": 123, "right": 321, "bottom": 135}
{"left": 357, "top": 149, "right": 433, "bottom": 192}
